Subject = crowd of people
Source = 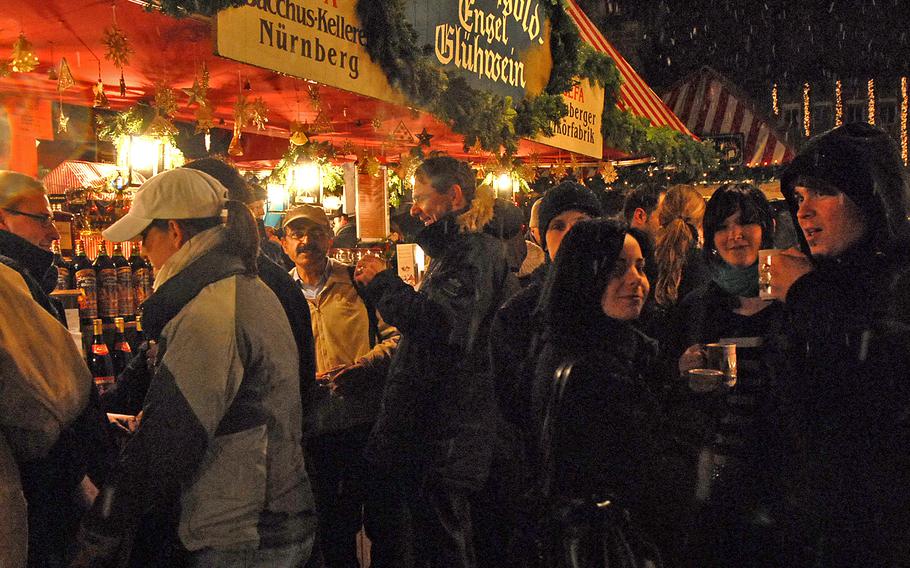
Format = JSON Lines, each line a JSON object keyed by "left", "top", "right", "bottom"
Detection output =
{"left": 2, "top": 122, "right": 909, "bottom": 568}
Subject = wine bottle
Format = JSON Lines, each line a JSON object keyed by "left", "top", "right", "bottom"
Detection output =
{"left": 110, "top": 317, "right": 132, "bottom": 376}
{"left": 52, "top": 240, "right": 72, "bottom": 290}
{"left": 112, "top": 242, "right": 135, "bottom": 319}
{"left": 130, "top": 313, "right": 147, "bottom": 353}
{"left": 88, "top": 319, "right": 116, "bottom": 395}
{"left": 72, "top": 240, "right": 97, "bottom": 323}
{"left": 130, "top": 246, "right": 151, "bottom": 308}
{"left": 94, "top": 242, "right": 119, "bottom": 322}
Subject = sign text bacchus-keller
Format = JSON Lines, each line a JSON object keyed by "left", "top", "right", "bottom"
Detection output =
{"left": 215, "top": 0, "right": 403, "bottom": 103}
{"left": 409, "top": 0, "right": 553, "bottom": 100}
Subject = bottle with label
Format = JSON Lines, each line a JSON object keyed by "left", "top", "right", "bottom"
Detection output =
{"left": 130, "top": 313, "right": 147, "bottom": 353}
{"left": 110, "top": 317, "right": 132, "bottom": 376}
{"left": 112, "top": 242, "right": 135, "bottom": 319}
{"left": 72, "top": 240, "right": 97, "bottom": 323}
{"left": 144, "top": 255, "right": 154, "bottom": 296}
{"left": 52, "top": 240, "right": 72, "bottom": 290}
{"left": 89, "top": 318, "right": 116, "bottom": 395}
{"left": 130, "top": 246, "right": 151, "bottom": 308}
{"left": 94, "top": 242, "right": 119, "bottom": 322}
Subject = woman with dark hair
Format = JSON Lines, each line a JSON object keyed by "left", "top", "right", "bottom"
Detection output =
{"left": 667, "top": 183, "right": 803, "bottom": 566}
{"left": 533, "top": 218, "right": 693, "bottom": 567}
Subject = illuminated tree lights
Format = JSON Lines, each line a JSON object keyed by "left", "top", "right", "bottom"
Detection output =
{"left": 772, "top": 83, "right": 779, "bottom": 116}
{"left": 835, "top": 80, "right": 843, "bottom": 127}
{"left": 803, "top": 83, "right": 811, "bottom": 137}
{"left": 868, "top": 79, "right": 876, "bottom": 126}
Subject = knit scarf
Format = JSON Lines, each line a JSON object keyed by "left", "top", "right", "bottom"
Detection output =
{"left": 711, "top": 261, "right": 759, "bottom": 298}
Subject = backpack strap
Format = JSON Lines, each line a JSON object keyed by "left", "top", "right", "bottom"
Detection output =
{"left": 538, "top": 358, "right": 575, "bottom": 499}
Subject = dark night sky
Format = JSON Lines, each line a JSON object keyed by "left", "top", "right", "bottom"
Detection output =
{"left": 580, "top": 0, "right": 910, "bottom": 97}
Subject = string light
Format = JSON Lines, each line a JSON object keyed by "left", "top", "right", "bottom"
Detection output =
{"left": 835, "top": 80, "right": 843, "bottom": 127}
{"left": 803, "top": 83, "right": 811, "bottom": 137}
{"left": 772, "top": 83, "right": 779, "bottom": 116}
{"left": 901, "top": 77, "right": 908, "bottom": 166}
{"left": 867, "top": 79, "right": 876, "bottom": 125}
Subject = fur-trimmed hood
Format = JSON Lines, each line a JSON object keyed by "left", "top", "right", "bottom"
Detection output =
{"left": 416, "top": 184, "right": 497, "bottom": 257}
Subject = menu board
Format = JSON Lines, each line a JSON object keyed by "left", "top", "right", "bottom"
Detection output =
{"left": 355, "top": 166, "right": 389, "bottom": 242}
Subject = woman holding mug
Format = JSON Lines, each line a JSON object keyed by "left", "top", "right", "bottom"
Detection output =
{"left": 667, "top": 183, "right": 803, "bottom": 566}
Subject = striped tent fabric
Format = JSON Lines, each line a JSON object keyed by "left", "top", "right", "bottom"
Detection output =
{"left": 564, "top": 0, "right": 695, "bottom": 139}
{"left": 662, "top": 66, "right": 795, "bottom": 167}
{"left": 42, "top": 160, "right": 144, "bottom": 195}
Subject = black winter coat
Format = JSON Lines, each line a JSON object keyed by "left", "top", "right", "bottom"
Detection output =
{"left": 535, "top": 320, "right": 695, "bottom": 563}
{"left": 364, "top": 212, "right": 510, "bottom": 491}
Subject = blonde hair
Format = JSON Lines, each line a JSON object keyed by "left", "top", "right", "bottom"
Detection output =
{"left": 653, "top": 184, "right": 706, "bottom": 306}
{"left": 0, "top": 171, "right": 46, "bottom": 209}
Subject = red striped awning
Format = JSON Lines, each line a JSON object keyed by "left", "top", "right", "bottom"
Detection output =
{"left": 662, "top": 67, "right": 795, "bottom": 167}
{"left": 42, "top": 161, "right": 144, "bottom": 195}
{"left": 564, "top": 0, "right": 696, "bottom": 139}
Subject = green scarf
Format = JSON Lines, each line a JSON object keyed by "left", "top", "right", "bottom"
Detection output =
{"left": 711, "top": 261, "right": 759, "bottom": 298}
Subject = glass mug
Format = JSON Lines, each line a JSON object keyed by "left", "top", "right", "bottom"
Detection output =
{"left": 705, "top": 342, "right": 737, "bottom": 387}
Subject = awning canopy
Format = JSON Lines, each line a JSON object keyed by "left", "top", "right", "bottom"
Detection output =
{"left": 42, "top": 160, "right": 144, "bottom": 195}
{"left": 662, "top": 66, "right": 794, "bottom": 167}
{"left": 564, "top": 0, "right": 695, "bottom": 139}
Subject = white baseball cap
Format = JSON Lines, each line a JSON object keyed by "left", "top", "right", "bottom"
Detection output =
{"left": 103, "top": 168, "right": 227, "bottom": 242}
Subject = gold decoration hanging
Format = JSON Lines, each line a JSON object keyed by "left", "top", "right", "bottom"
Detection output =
{"left": 312, "top": 110, "right": 333, "bottom": 134}
{"left": 144, "top": 113, "right": 179, "bottom": 138}
{"left": 93, "top": 80, "right": 110, "bottom": 108}
{"left": 362, "top": 154, "right": 381, "bottom": 177}
{"left": 57, "top": 107, "right": 70, "bottom": 133}
{"left": 57, "top": 58, "right": 75, "bottom": 92}
{"left": 391, "top": 121, "right": 415, "bottom": 143}
{"left": 183, "top": 63, "right": 210, "bottom": 108}
{"left": 10, "top": 33, "right": 39, "bottom": 73}
{"left": 598, "top": 161, "right": 618, "bottom": 183}
{"left": 194, "top": 103, "right": 214, "bottom": 134}
{"left": 228, "top": 124, "right": 244, "bottom": 156}
{"left": 0, "top": 61, "right": 10, "bottom": 78}
{"left": 155, "top": 83, "right": 178, "bottom": 117}
{"left": 549, "top": 161, "right": 568, "bottom": 180}
{"left": 102, "top": 25, "right": 132, "bottom": 69}
{"left": 289, "top": 121, "right": 309, "bottom": 146}
{"left": 233, "top": 94, "right": 269, "bottom": 131}
{"left": 339, "top": 140, "right": 356, "bottom": 156}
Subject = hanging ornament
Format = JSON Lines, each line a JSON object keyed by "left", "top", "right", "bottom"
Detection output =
{"left": 249, "top": 97, "right": 269, "bottom": 130}
{"left": 867, "top": 79, "right": 876, "bottom": 126}
{"left": 834, "top": 80, "right": 843, "bottom": 127}
{"left": 228, "top": 124, "right": 244, "bottom": 156}
{"left": 901, "top": 77, "right": 908, "bottom": 166}
{"left": 57, "top": 58, "right": 75, "bottom": 92}
{"left": 771, "top": 83, "right": 779, "bottom": 117}
{"left": 103, "top": 27, "right": 132, "bottom": 69}
{"left": 204, "top": 131, "right": 211, "bottom": 153}
{"left": 289, "top": 121, "right": 309, "bottom": 146}
{"left": 155, "top": 83, "right": 179, "bottom": 117}
{"left": 371, "top": 117, "right": 383, "bottom": 131}
{"left": 57, "top": 106, "right": 70, "bottom": 133}
{"left": 339, "top": 140, "right": 356, "bottom": 156}
{"left": 119, "top": 76, "right": 127, "bottom": 97}
{"left": 598, "top": 161, "right": 618, "bottom": 183}
{"left": 47, "top": 48, "right": 58, "bottom": 80}
{"left": 391, "top": 121, "right": 415, "bottom": 143}
{"left": 802, "top": 83, "right": 811, "bottom": 138}
{"left": 362, "top": 154, "right": 381, "bottom": 177}
{"left": 416, "top": 128, "right": 434, "bottom": 147}
{"left": 194, "top": 103, "right": 214, "bottom": 134}
{"left": 10, "top": 33, "right": 39, "bottom": 73}
{"left": 312, "top": 110, "right": 332, "bottom": 134}
{"left": 550, "top": 161, "right": 568, "bottom": 180}
{"left": 0, "top": 61, "right": 9, "bottom": 78}
{"left": 93, "top": 80, "right": 110, "bottom": 108}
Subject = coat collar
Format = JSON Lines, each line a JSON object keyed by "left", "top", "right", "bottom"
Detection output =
{"left": 0, "top": 229, "right": 53, "bottom": 286}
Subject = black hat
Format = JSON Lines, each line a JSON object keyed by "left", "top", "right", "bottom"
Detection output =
{"left": 537, "top": 181, "right": 602, "bottom": 251}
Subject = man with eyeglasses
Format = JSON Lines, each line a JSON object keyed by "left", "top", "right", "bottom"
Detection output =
{"left": 281, "top": 204, "right": 400, "bottom": 568}
{"left": 0, "top": 170, "right": 114, "bottom": 566}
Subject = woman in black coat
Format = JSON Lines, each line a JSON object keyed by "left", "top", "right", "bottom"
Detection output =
{"left": 667, "top": 183, "right": 807, "bottom": 566}
{"left": 533, "top": 218, "right": 694, "bottom": 567}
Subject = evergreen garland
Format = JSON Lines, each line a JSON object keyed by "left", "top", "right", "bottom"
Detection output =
{"left": 150, "top": 0, "right": 246, "bottom": 18}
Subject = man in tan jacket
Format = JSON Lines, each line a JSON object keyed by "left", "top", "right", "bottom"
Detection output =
{"left": 282, "top": 204, "right": 399, "bottom": 568}
{"left": 0, "top": 262, "right": 91, "bottom": 567}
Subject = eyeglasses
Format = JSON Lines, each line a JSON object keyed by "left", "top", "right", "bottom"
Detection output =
{"left": 285, "top": 228, "right": 329, "bottom": 241}
{"left": 2, "top": 208, "right": 55, "bottom": 227}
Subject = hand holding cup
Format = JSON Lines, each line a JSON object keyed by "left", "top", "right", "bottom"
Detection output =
{"left": 354, "top": 254, "right": 387, "bottom": 286}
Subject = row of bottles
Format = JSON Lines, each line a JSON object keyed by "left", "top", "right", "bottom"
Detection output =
{"left": 54, "top": 240, "right": 153, "bottom": 323}
{"left": 88, "top": 315, "right": 145, "bottom": 395}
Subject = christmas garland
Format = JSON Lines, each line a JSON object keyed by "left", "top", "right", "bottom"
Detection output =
{"left": 150, "top": 0, "right": 246, "bottom": 18}
{"left": 356, "top": 0, "right": 714, "bottom": 169}
{"left": 268, "top": 141, "right": 344, "bottom": 196}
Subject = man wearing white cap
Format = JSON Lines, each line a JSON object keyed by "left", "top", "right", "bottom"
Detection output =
{"left": 70, "top": 168, "right": 316, "bottom": 567}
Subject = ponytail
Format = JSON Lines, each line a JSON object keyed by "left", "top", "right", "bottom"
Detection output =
{"left": 653, "top": 218, "right": 697, "bottom": 305}
{"left": 223, "top": 199, "right": 259, "bottom": 275}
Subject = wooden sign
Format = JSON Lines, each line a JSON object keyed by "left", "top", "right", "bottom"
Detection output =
{"left": 355, "top": 166, "right": 389, "bottom": 242}
{"left": 535, "top": 78, "right": 605, "bottom": 158}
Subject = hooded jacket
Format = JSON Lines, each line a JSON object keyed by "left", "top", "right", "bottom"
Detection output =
{"left": 0, "top": 263, "right": 91, "bottom": 568}
{"left": 776, "top": 123, "right": 910, "bottom": 564}
{"left": 363, "top": 185, "right": 509, "bottom": 491}
{"left": 77, "top": 227, "right": 315, "bottom": 560}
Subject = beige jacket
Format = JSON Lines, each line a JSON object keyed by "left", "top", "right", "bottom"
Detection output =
{"left": 293, "top": 259, "right": 399, "bottom": 432}
{"left": 0, "top": 263, "right": 91, "bottom": 567}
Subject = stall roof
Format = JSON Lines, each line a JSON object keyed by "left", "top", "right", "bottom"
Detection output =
{"left": 662, "top": 66, "right": 794, "bottom": 167}
{"left": 1, "top": 0, "right": 684, "bottom": 164}
{"left": 43, "top": 160, "right": 144, "bottom": 194}
{"left": 564, "top": 0, "right": 695, "bottom": 139}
